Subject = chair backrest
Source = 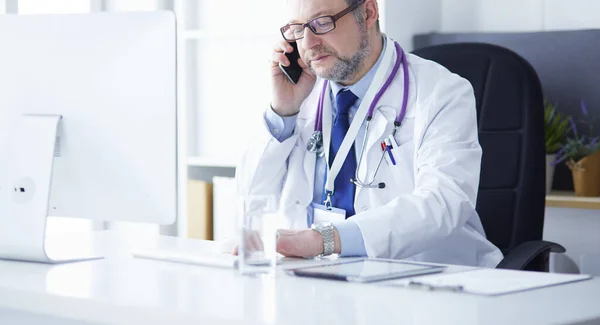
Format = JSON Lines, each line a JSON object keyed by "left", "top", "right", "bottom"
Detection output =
{"left": 412, "top": 43, "right": 546, "bottom": 255}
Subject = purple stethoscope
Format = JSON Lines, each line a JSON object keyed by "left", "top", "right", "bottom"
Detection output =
{"left": 306, "top": 41, "right": 409, "bottom": 191}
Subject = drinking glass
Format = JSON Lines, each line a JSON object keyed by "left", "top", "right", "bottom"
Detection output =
{"left": 238, "top": 195, "right": 278, "bottom": 276}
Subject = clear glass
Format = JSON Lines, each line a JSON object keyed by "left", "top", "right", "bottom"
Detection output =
{"left": 238, "top": 195, "right": 278, "bottom": 276}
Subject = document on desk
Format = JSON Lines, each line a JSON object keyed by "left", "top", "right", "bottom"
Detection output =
{"left": 385, "top": 268, "right": 592, "bottom": 296}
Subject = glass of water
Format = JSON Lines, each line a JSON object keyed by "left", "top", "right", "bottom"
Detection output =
{"left": 238, "top": 195, "right": 278, "bottom": 276}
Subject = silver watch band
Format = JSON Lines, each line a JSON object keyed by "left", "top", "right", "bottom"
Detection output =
{"left": 311, "top": 222, "right": 335, "bottom": 256}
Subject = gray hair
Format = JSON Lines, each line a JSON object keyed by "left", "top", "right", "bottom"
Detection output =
{"left": 345, "top": 0, "right": 380, "bottom": 32}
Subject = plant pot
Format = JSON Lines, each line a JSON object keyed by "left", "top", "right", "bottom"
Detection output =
{"left": 546, "top": 154, "right": 557, "bottom": 194}
{"left": 567, "top": 151, "right": 600, "bottom": 197}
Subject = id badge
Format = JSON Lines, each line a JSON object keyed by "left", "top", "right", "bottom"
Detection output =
{"left": 313, "top": 204, "right": 346, "bottom": 224}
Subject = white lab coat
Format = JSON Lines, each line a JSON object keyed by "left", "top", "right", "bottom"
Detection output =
{"left": 236, "top": 36, "right": 503, "bottom": 268}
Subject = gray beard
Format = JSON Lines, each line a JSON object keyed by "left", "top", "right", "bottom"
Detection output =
{"left": 309, "top": 29, "right": 371, "bottom": 83}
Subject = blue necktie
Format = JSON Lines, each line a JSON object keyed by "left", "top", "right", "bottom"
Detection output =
{"left": 327, "top": 89, "right": 358, "bottom": 218}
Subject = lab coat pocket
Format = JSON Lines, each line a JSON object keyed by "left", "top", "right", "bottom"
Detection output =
{"left": 388, "top": 140, "right": 415, "bottom": 192}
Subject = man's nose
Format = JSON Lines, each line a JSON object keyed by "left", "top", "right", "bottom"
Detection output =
{"left": 300, "top": 27, "right": 321, "bottom": 52}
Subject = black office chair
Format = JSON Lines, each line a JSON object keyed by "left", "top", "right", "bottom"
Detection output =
{"left": 412, "top": 43, "right": 565, "bottom": 272}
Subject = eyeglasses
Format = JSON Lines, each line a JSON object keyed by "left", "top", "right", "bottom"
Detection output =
{"left": 280, "top": 0, "right": 366, "bottom": 41}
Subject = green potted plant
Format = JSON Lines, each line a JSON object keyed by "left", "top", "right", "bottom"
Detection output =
{"left": 544, "top": 100, "right": 571, "bottom": 194}
{"left": 555, "top": 100, "right": 600, "bottom": 197}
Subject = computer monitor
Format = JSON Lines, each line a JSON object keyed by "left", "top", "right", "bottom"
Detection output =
{"left": 0, "top": 11, "right": 177, "bottom": 263}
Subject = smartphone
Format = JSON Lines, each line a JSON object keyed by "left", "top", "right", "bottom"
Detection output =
{"left": 279, "top": 42, "right": 303, "bottom": 84}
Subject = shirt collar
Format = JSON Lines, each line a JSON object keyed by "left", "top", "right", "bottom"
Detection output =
{"left": 330, "top": 36, "right": 388, "bottom": 100}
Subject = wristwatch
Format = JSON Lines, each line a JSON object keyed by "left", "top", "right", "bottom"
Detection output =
{"left": 311, "top": 221, "right": 335, "bottom": 256}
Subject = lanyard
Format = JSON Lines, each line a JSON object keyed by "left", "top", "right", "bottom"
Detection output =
{"left": 316, "top": 41, "right": 407, "bottom": 201}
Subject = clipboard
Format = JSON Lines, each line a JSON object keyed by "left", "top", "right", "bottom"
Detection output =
{"left": 385, "top": 268, "right": 593, "bottom": 296}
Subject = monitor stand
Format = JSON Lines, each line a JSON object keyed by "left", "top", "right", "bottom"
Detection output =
{"left": 0, "top": 114, "right": 103, "bottom": 263}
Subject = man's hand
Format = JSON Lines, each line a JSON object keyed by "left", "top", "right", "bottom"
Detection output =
{"left": 232, "top": 228, "right": 341, "bottom": 258}
{"left": 270, "top": 40, "right": 316, "bottom": 117}
{"left": 276, "top": 228, "right": 341, "bottom": 258}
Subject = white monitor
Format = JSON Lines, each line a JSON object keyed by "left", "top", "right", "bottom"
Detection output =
{"left": 0, "top": 11, "right": 177, "bottom": 263}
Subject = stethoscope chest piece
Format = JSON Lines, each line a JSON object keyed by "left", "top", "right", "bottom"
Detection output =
{"left": 307, "top": 131, "right": 324, "bottom": 157}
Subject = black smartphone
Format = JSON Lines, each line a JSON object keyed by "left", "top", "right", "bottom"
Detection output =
{"left": 279, "top": 42, "right": 303, "bottom": 84}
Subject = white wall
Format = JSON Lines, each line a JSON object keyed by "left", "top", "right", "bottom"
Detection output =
{"left": 441, "top": 0, "right": 600, "bottom": 32}
{"left": 441, "top": 0, "right": 544, "bottom": 32}
{"left": 382, "top": 0, "right": 441, "bottom": 51}
{"left": 439, "top": 0, "right": 478, "bottom": 32}
{"left": 476, "top": 0, "right": 545, "bottom": 31}
{"left": 544, "top": 0, "right": 600, "bottom": 30}
{"left": 380, "top": 0, "right": 600, "bottom": 46}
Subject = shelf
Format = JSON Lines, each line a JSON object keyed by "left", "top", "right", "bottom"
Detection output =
{"left": 187, "top": 156, "right": 237, "bottom": 168}
{"left": 546, "top": 191, "right": 600, "bottom": 210}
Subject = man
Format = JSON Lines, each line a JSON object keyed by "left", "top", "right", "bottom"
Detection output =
{"left": 236, "top": 0, "right": 503, "bottom": 267}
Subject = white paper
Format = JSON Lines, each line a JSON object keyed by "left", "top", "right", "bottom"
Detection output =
{"left": 386, "top": 268, "right": 592, "bottom": 296}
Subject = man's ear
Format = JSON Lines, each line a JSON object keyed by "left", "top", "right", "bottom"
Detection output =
{"left": 364, "top": 0, "right": 380, "bottom": 30}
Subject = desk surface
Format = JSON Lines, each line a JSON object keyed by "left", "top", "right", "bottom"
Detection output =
{"left": 0, "top": 231, "right": 599, "bottom": 325}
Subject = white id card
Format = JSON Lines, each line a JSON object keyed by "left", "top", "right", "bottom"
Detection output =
{"left": 313, "top": 204, "right": 346, "bottom": 224}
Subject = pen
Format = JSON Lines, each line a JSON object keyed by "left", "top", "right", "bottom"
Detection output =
{"left": 385, "top": 139, "right": 396, "bottom": 165}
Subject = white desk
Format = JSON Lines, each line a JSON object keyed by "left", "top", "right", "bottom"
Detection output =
{"left": 0, "top": 231, "right": 599, "bottom": 325}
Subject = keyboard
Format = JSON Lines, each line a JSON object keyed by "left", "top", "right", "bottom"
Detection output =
{"left": 133, "top": 248, "right": 239, "bottom": 268}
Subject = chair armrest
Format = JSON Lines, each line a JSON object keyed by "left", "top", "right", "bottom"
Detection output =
{"left": 496, "top": 240, "right": 566, "bottom": 271}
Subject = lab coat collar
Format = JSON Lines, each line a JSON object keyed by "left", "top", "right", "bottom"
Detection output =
{"left": 364, "top": 36, "right": 405, "bottom": 156}
{"left": 358, "top": 36, "right": 409, "bottom": 187}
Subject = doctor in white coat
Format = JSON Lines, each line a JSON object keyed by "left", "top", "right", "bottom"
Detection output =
{"left": 236, "top": 0, "right": 503, "bottom": 267}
